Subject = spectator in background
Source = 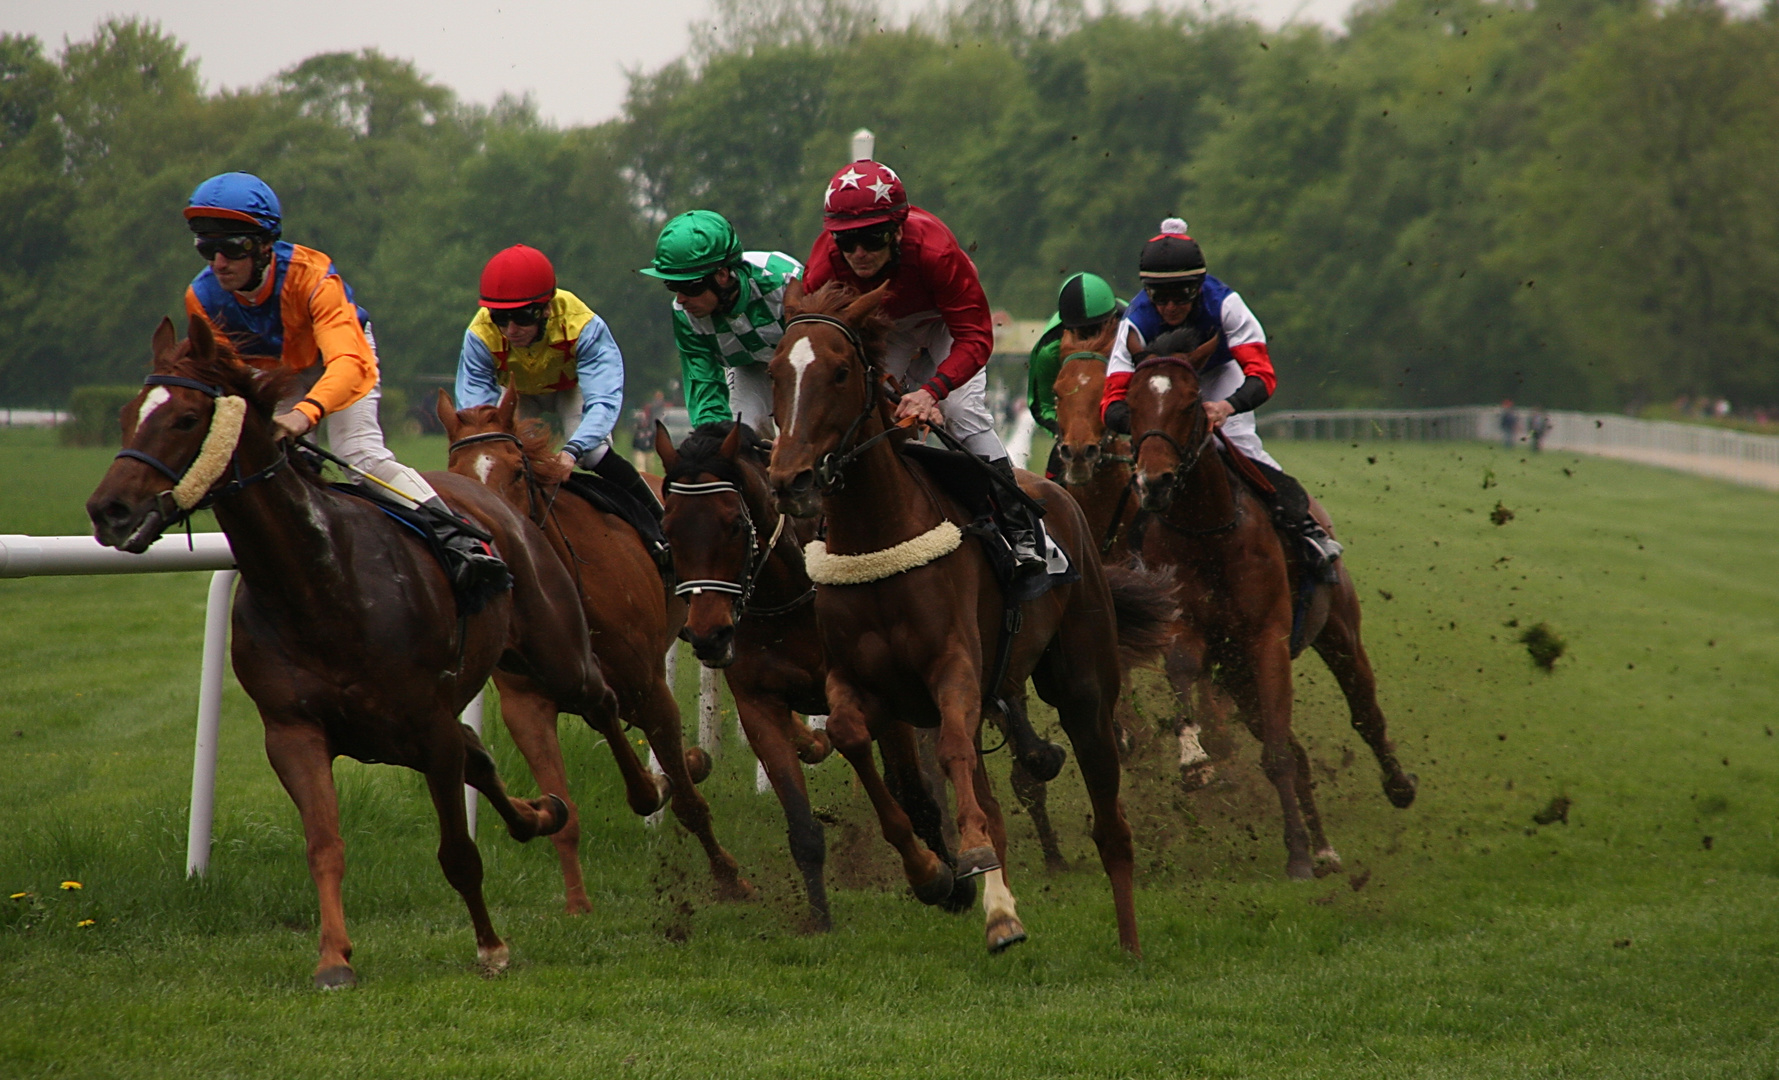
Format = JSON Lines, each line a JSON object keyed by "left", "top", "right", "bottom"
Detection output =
{"left": 1529, "top": 409, "right": 1550, "bottom": 452}
{"left": 631, "top": 388, "right": 668, "bottom": 469}
{"left": 1499, "top": 399, "right": 1519, "bottom": 449}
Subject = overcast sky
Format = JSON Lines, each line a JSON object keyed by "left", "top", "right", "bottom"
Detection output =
{"left": 7, "top": 0, "right": 1360, "bottom": 128}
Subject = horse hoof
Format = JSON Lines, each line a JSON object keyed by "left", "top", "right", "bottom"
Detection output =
{"left": 956, "top": 846, "right": 1001, "bottom": 881}
{"left": 314, "top": 964, "right": 357, "bottom": 990}
{"left": 1386, "top": 772, "right": 1418, "bottom": 809}
{"left": 716, "top": 875, "right": 756, "bottom": 902}
{"left": 797, "top": 730, "right": 833, "bottom": 765}
{"left": 1314, "top": 848, "right": 1344, "bottom": 877}
{"left": 1020, "top": 742, "right": 1067, "bottom": 784}
{"left": 537, "top": 793, "right": 570, "bottom": 837}
{"left": 1043, "top": 852, "right": 1069, "bottom": 874}
{"left": 564, "top": 894, "right": 593, "bottom": 916}
{"left": 986, "top": 915, "right": 1028, "bottom": 954}
{"left": 1286, "top": 858, "right": 1316, "bottom": 881}
{"left": 684, "top": 747, "right": 713, "bottom": 785}
{"left": 650, "top": 773, "right": 674, "bottom": 815}
{"left": 911, "top": 860, "right": 956, "bottom": 906}
{"left": 1179, "top": 761, "right": 1217, "bottom": 792}
{"left": 478, "top": 943, "right": 510, "bottom": 975}
{"left": 941, "top": 872, "right": 978, "bottom": 915}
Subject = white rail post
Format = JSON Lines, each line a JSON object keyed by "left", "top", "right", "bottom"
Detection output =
{"left": 185, "top": 569, "right": 236, "bottom": 878}
{"left": 461, "top": 689, "right": 485, "bottom": 838}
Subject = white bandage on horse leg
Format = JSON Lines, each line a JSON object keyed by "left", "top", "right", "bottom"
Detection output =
{"left": 1178, "top": 723, "right": 1210, "bottom": 767}
{"left": 982, "top": 867, "right": 1018, "bottom": 926}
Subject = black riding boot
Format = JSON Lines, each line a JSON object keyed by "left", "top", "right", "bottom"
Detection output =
{"left": 419, "top": 496, "right": 513, "bottom": 603}
{"left": 1249, "top": 461, "right": 1342, "bottom": 584}
{"left": 988, "top": 457, "right": 1046, "bottom": 579}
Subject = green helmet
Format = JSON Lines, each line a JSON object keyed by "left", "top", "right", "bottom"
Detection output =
{"left": 640, "top": 210, "right": 743, "bottom": 280}
{"left": 1056, "top": 272, "right": 1120, "bottom": 329}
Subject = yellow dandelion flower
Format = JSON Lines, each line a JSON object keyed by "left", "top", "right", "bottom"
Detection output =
{"left": 9, "top": 892, "right": 27, "bottom": 900}
{"left": 60, "top": 881, "right": 82, "bottom": 891}
{"left": 77, "top": 918, "right": 96, "bottom": 927}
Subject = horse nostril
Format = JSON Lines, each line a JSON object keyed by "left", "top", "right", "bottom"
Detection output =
{"left": 1057, "top": 445, "right": 1073, "bottom": 460}
{"left": 98, "top": 500, "right": 132, "bottom": 527}
{"left": 1082, "top": 444, "right": 1100, "bottom": 460}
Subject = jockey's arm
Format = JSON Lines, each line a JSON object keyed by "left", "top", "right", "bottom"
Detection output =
{"left": 1214, "top": 290, "right": 1275, "bottom": 426}
{"left": 1098, "top": 322, "right": 1145, "bottom": 430}
{"left": 563, "top": 315, "right": 625, "bottom": 462}
{"left": 455, "top": 329, "right": 502, "bottom": 410}
{"left": 1027, "top": 336, "right": 1062, "bottom": 434}
{"left": 675, "top": 319, "right": 732, "bottom": 429}
{"left": 916, "top": 242, "right": 996, "bottom": 404}
{"left": 289, "top": 265, "right": 378, "bottom": 427}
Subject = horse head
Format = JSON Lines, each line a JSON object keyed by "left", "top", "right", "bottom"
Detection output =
{"left": 88, "top": 315, "right": 285, "bottom": 552}
{"left": 439, "top": 387, "right": 569, "bottom": 520}
{"left": 1052, "top": 317, "right": 1124, "bottom": 488}
{"left": 1128, "top": 328, "right": 1221, "bottom": 512}
{"left": 659, "top": 420, "right": 776, "bottom": 667}
{"left": 766, "top": 281, "right": 891, "bottom": 518}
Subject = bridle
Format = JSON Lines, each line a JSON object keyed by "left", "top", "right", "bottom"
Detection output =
{"left": 1129, "top": 354, "right": 1214, "bottom": 502}
{"left": 784, "top": 313, "right": 901, "bottom": 492}
{"left": 447, "top": 431, "right": 544, "bottom": 522}
{"left": 665, "top": 477, "right": 809, "bottom": 616}
{"left": 1055, "top": 351, "right": 1134, "bottom": 471}
{"left": 115, "top": 373, "right": 287, "bottom": 535}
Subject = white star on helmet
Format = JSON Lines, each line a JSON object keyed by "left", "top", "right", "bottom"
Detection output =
{"left": 877, "top": 164, "right": 899, "bottom": 183}
{"left": 868, "top": 178, "right": 895, "bottom": 202}
{"left": 835, "top": 167, "right": 865, "bottom": 190}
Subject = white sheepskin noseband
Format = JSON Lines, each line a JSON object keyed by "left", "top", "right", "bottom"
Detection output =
{"left": 172, "top": 395, "right": 248, "bottom": 509}
{"left": 803, "top": 520, "right": 963, "bottom": 585}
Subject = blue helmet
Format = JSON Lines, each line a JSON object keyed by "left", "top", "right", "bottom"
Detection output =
{"left": 184, "top": 172, "right": 282, "bottom": 236}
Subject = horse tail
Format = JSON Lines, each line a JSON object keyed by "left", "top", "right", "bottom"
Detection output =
{"left": 1104, "top": 559, "right": 1180, "bottom": 669}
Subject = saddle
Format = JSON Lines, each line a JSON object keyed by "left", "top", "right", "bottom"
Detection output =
{"left": 560, "top": 471, "right": 675, "bottom": 581}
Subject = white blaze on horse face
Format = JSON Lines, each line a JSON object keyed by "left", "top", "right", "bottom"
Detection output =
{"left": 981, "top": 867, "right": 1018, "bottom": 925}
{"left": 136, "top": 387, "right": 171, "bottom": 428}
{"left": 1147, "top": 373, "right": 1173, "bottom": 399}
{"left": 785, "top": 336, "right": 818, "bottom": 433}
{"left": 473, "top": 453, "right": 495, "bottom": 484}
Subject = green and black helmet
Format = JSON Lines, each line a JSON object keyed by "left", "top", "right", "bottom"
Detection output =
{"left": 640, "top": 210, "right": 744, "bottom": 281}
{"left": 1056, "top": 272, "right": 1122, "bottom": 329}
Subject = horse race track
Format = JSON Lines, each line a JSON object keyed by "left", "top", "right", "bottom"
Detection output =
{"left": 2, "top": 429, "right": 1775, "bottom": 1079}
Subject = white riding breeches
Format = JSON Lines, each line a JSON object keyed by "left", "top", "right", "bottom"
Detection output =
{"left": 883, "top": 317, "right": 1007, "bottom": 460}
{"left": 726, "top": 362, "right": 776, "bottom": 437}
{"left": 278, "top": 323, "right": 437, "bottom": 505}
{"left": 1198, "top": 359, "right": 1279, "bottom": 470}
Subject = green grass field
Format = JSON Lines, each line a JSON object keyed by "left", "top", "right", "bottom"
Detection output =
{"left": 2, "top": 427, "right": 1776, "bottom": 1079}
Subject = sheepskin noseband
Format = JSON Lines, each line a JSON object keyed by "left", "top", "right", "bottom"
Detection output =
{"left": 172, "top": 395, "right": 248, "bottom": 509}
{"left": 803, "top": 520, "right": 963, "bottom": 585}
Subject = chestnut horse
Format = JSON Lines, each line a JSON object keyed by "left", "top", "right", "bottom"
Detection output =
{"left": 1124, "top": 334, "right": 1418, "bottom": 879}
{"left": 1051, "top": 324, "right": 1225, "bottom": 786}
{"left": 438, "top": 392, "right": 753, "bottom": 903}
{"left": 767, "top": 285, "right": 1176, "bottom": 955}
{"left": 87, "top": 317, "right": 615, "bottom": 987}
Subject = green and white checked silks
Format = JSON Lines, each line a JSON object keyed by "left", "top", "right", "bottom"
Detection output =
{"left": 674, "top": 251, "right": 803, "bottom": 428}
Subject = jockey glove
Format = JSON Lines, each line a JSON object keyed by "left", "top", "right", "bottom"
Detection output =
{"left": 1103, "top": 399, "right": 1132, "bottom": 435}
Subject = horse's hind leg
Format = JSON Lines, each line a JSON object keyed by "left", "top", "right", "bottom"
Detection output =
{"left": 636, "top": 676, "right": 753, "bottom": 900}
{"left": 1228, "top": 645, "right": 1316, "bottom": 881}
{"left": 490, "top": 672, "right": 589, "bottom": 913}
{"left": 999, "top": 703, "right": 1066, "bottom": 871}
{"left": 1312, "top": 575, "right": 1417, "bottom": 808}
{"left": 736, "top": 693, "right": 830, "bottom": 930}
{"left": 459, "top": 722, "right": 568, "bottom": 842}
{"left": 263, "top": 719, "right": 356, "bottom": 989}
{"left": 1289, "top": 736, "right": 1341, "bottom": 875}
{"left": 423, "top": 743, "right": 508, "bottom": 974}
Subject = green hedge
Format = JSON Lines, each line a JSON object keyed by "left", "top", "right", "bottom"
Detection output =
{"left": 62, "top": 385, "right": 142, "bottom": 447}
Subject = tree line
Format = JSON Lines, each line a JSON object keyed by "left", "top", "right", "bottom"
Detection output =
{"left": 2, "top": 0, "right": 1775, "bottom": 414}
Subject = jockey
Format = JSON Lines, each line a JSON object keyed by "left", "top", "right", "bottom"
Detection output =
{"left": 641, "top": 210, "right": 804, "bottom": 435}
{"left": 1099, "top": 218, "right": 1342, "bottom": 577}
{"left": 802, "top": 159, "right": 1044, "bottom": 576}
{"left": 455, "top": 244, "right": 661, "bottom": 520}
{"left": 182, "top": 172, "right": 508, "bottom": 594}
{"left": 1027, "top": 272, "right": 1124, "bottom": 478}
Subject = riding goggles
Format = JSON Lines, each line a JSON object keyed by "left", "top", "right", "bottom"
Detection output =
{"left": 1143, "top": 281, "right": 1203, "bottom": 307}
{"left": 833, "top": 225, "right": 895, "bottom": 254}
{"left": 663, "top": 276, "right": 717, "bottom": 297}
{"left": 193, "top": 234, "right": 264, "bottom": 261}
{"left": 489, "top": 302, "right": 549, "bottom": 327}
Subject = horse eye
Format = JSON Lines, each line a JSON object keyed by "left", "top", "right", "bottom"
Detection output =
{"left": 832, "top": 366, "right": 848, "bottom": 384}
{"left": 173, "top": 414, "right": 201, "bottom": 431}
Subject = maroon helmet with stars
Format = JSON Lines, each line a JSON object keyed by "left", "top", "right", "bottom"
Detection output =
{"left": 822, "top": 159, "right": 909, "bottom": 230}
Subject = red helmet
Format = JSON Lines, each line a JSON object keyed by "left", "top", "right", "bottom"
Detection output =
{"left": 822, "top": 160, "right": 909, "bottom": 230}
{"left": 479, "top": 244, "right": 556, "bottom": 308}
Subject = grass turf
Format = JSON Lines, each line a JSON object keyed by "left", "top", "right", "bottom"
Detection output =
{"left": 1, "top": 427, "right": 1776, "bottom": 1078}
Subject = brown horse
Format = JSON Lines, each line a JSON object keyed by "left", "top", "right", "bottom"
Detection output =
{"left": 1124, "top": 334, "right": 1418, "bottom": 880}
{"left": 1052, "top": 326, "right": 1226, "bottom": 786}
{"left": 767, "top": 285, "right": 1176, "bottom": 955}
{"left": 87, "top": 316, "right": 616, "bottom": 987}
{"left": 438, "top": 392, "right": 753, "bottom": 903}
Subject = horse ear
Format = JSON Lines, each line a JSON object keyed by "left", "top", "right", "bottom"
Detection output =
{"left": 435, "top": 388, "right": 461, "bottom": 438}
{"left": 654, "top": 419, "right": 679, "bottom": 471}
{"left": 1187, "top": 333, "right": 1220, "bottom": 371}
{"left": 151, "top": 318, "right": 178, "bottom": 370}
{"left": 496, "top": 385, "right": 518, "bottom": 431}
{"left": 842, "top": 281, "right": 890, "bottom": 324}
{"left": 187, "top": 314, "right": 216, "bottom": 362}
{"left": 720, "top": 421, "right": 744, "bottom": 459}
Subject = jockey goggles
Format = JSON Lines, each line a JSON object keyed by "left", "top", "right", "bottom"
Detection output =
{"left": 663, "top": 275, "right": 717, "bottom": 297}
{"left": 489, "top": 302, "right": 549, "bottom": 327}
{"left": 193, "top": 234, "right": 266, "bottom": 261}
{"left": 1144, "top": 279, "right": 1203, "bottom": 307}
{"left": 832, "top": 224, "right": 895, "bottom": 254}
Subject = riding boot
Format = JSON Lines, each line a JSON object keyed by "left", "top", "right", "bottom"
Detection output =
{"left": 987, "top": 457, "right": 1046, "bottom": 579}
{"left": 1250, "top": 459, "right": 1342, "bottom": 584}
{"left": 588, "top": 448, "right": 673, "bottom": 573}
{"left": 1299, "top": 516, "right": 1344, "bottom": 583}
{"left": 418, "top": 497, "right": 514, "bottom": 600}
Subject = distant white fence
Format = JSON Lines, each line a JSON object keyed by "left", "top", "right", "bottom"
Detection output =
{"left": 0, "top": 408, "right": 67, "bottom": 428}
{"left": 1258, "top": 406, "right": 1779, "bottom": 491}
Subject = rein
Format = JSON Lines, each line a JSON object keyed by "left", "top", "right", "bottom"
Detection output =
{"left": 665, "top": 478, "right": 809, "bottom": 615}
{"left": 116, "top": 373, "right": 288, "bottom": 536}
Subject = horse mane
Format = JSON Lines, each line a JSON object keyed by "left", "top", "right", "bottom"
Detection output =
{"left": 159, "top": 328, "right": 301, "bottom": 418}
{"left": 665, "top": 421, "right": 770, "bottom": 488}
{"left": 1140, "top": 323, "right": 1215, "bottom": 363}
{"left": 796, "top": 283, "right": 894, "bottom": 368}
{"left": 456, "top": 406, "right": 571, "bottom": 485}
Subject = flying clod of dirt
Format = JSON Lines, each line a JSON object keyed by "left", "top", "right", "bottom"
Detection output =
{"left": 1519, "top": 622, "right": 1566, "bottom": 671}
{"left": 1533, "top": 795, "right": 1571, "bottom": 825}
{"left": 1491, "top": 502, "right": 1516, "bottom": 525}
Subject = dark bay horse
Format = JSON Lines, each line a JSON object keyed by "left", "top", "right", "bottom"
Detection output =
{"left": 1051, "top": 326, "right": 1225, "bottom": 787}
{"left": 87, "top": 317, "right": 618, "bottom": 987}
{"left": 1124, "top": 334, "right": 1418, "bottom": 879}
{"left": 767, "top": 285, "right": 1176, "bottom": 955}
{"left": 438, "top": 392, "right": 753, "bottom": 903}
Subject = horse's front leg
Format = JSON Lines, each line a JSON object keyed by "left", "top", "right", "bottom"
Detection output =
{"left": 1163, "top": 632, "right": 1218, "bottom": 790}
{"left": 263, "top": 718, "right": 355, "bottom": 988}
{"left": 1229, "top": 640, "right": 1316, "bottom": 880}
{"left": 930, "top": 659, "right": 996, "bottom": 879}
{"left": 734, "top": 690, "right": 830, "bottom": 930}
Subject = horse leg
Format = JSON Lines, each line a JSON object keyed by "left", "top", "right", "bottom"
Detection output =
{"left": 422, "top": 745, "right": 509, "bottom": 974}
{"left": 1228, "top": 645, "right": 1316, "bottom": 880}
{"left": 1164, "top": 637, "right": 1217, "bottom": 791}
{"left": 579, "top": 682, "right": 670, "bottom": 816}
{"left": 972, "top": 752, "right": 1027, "bottom": 953}
{"left": 932, "top": 664, "right": 997, "bottom": 879}
{"left": 880, "top": 721, "right": 977, "bottom": 913}
{"left": 263, "top": 720, "right": 355, "bottom": 989}
{"left": 637, "top": 677, "right": 753, "bottom": 900}
{"left": 1289, "top": 736, "right": 1341, "bottom": 875}
{"left": 999, "top": 702, "right": 1065, "bottom": 870}
{"left": 1312, "top": 577, "right": 1417, "bottom": 808}
{"left": 735, "top": 693, "right": 830, "bottom": 930}
{"left": 826, "top": 686, "right": 953, "bottom": 905}
{"left": 490, "top": 672, "right": 589, "bottom": 914}
{"left": 458, "top": 722, "right": 568, "bottom": 842}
